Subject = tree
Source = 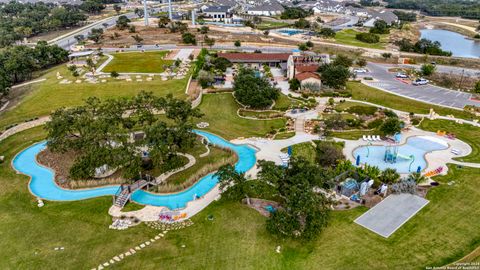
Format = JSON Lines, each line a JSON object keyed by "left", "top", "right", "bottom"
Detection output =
{"left": 356, "top": 58, "right": 367, "bottom": 67}
{"left": 263, "top": 30, "right": 270, "bottom": 36}
{"left": 234, "top": 40, "right": 241, "bottom": 47}
{"left": 197, "top": 70, "right": 214, "bottom": 88}
{"left": 113, "top": 4, "right": 121, "bottom": 15}
{"left": 356, "top": 32, "right": 380, "bottom": 43}
{"left": 182, "top": 32, "right": 196, "bottom": 45}
{"left": 80, "top": 0, "right": 105, "bottom": 14}
{"left": 316, "top": 27, "right": 336, "bottom": 38}
{"left": 370, "top": 20, "right": 390, "bottom": 34}
{"left": 116, "top": 15, "right": 131, "bottom": 30}
{"left": 214, "top": 164, "right": 249, "bottom": 200}
{"left": 86, "top": 58, "right": 97, "bottom": 75}
{"left": 306, "top": 40, "right": 314, "bottom": 48}
{"left": 474, "top": 80, "right": 480, "bottom": 93}
{"left": 319, "top": 64, "right": 351, "bottom": 89}
{"left": 289, "top": 78, "right": 301, "bottom": 91}
{"left": 379, "top": 117, "right": 402, "bottom": 136}
{"left": 45, "top": 92, "right": 202, "bottom": 179}
{"left": 381, "top": 52, "right": 392, "bottom": 60}
{"left": 298, "top": 43, "right": 308, "bottom": 51}
{"left": 294, "top": 18, "right": 310, "bottom": 29}
{"left": 204, "top": 35, "right": 215, "bottom": 47}
{"left": 158, "top": 16, "right": 170, "bottom": 28}
{"left": 88, "top": 28, "right": 104, "bottom": 44}
{"left": 110, "top": 71, "right": 119, "bottom": 78}
{"left": 233, "top": 67, "right": 279, "bottom": 109}
{"left": 379, "top": 168, "right": 400, "bottom": 184}
{"left": 421, "top": 64, "right": 436, "bottom": 76}
{"left": 199, "top": 26, "right": 209, "bottom": 34}
{"left": 332, "top": 54, "right": 353, "bottom": 67}
{"left": 280, "top": 6, "right": 313, "bottom": 19}
{"left": 131, "top": 34, "right": 143, "bottom": 44}
{"left": 128, "top": 25, "right": 136, "bottom": 33}
{"left": 315, "top": 141, "right": 345, "bottom": 167}
{"left": 257, "top": 158, "right": 331, "bottom": 240}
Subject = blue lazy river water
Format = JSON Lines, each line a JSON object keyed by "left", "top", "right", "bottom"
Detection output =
{"left": 12, "top": 130, "right": 257, "bottom": 209}
{"left": 352, "top": 136, "right": 448, "bottom": 173}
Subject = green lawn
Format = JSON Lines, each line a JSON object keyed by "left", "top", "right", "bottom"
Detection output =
{"left": 0, "top": 65, "right": 189, "bottom": 130}
{"left": 331, "top": 129, "right": 377, "bottom": 140}
{"left": 348, "top": 82, "right": 477, "bottom": 121}
{"left": 273, "top": 93, "right": 301, "bottom": 111}
{"left": 334, "top": 101, "right": 377, "bottom": 112}
{"left": 197, "top": 93, "right": 286, "bottom": 140}
{"left": 102, "top": 51, "right": 173, "bottom": 73}
{"left": 274, "top": 131, "right": 296, "bottom": 140}
{"left": 256, "top": 21, "right": 291, "bottom": 30}
{"left": 281, "top": 141, "right": 317, "bottom": 163}
{"left": 334, "top": 29, "right": 388, "bottom": 49}
{"left": 419, "top": 119, "right": 480, "bottom": 163}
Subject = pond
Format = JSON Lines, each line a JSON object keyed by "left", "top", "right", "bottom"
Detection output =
{"left": 420, "top": 29, "right": 480, "bottom": 58}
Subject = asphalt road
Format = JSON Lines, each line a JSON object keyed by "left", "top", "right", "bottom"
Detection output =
{"left": 365, "top": 63, "right": 479, "bottom": 109}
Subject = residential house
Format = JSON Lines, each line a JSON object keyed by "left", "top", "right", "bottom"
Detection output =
{"left": 217, "top": 52, "right": 291, "bottom": 69}
{"left": 295, "top": 72, "right": 322, "bottom": 90}
{"left": 363, "top": 10, "right": 399, "bottom": 27}
{"left": 202, "top": 6, "right": 234, "bottom": 23}
{"left": 246, "top": 1, "right": 285, "bottom": 16}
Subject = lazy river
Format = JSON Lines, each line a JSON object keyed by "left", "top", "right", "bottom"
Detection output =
{"left": 353, "top": 136, "right": 448, "bottom": 173}
{"left": 12, "top": 130, "right": 257, "bottom": 209}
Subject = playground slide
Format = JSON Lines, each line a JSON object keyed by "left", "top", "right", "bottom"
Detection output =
{"left": 397, "top": 153, "right": 412, "bottom": 160}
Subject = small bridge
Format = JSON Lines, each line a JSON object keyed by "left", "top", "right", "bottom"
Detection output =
{"left": 114, "top": 176, "right": 154, "bottom": 208}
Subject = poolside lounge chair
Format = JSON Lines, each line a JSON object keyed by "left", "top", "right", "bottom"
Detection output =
{"left": 362, "top": 135, "right": 368, "bottom": 141}
{"left": 375, "top": 135, "right": 381, "bottom": 141}
{"left": 367, "top": 135, "right": 373, "bottom": 141}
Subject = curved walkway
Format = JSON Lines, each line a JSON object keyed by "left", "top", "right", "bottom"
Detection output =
{"left": 153, "top": 153, "right": 196, "bottom": 185}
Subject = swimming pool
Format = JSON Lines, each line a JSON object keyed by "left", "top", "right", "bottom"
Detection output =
{"left": 12, "top": 130, "right": 257, "bottom": 209}
{"left": 277, "top": 29, "right": 306, "bottom": 36}
{"left": 352, "top": 136, "right": 448, "bottom": 173}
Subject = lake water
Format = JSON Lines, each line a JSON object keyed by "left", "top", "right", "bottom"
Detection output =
{"left": 420, "top": 29, "right": 480, "bottom": 58}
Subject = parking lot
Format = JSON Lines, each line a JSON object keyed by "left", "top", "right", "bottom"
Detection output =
{"left": 365, "top": 63, "right": 479, "bottom": 109}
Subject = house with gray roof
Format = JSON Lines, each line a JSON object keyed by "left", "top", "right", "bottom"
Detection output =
{"left": 246, "top": 1, "right": 285, "bottom": 16}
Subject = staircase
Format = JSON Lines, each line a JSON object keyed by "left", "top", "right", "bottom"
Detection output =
{"left": 114, "top": 179, "right": 150, "bottom": 208}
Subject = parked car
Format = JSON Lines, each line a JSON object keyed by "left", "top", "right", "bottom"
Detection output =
{"left": 396, "top": 73, "right": 408, "bottom": 78}
{"left": 412, "top": 78, "right": 429, "bottom": 85}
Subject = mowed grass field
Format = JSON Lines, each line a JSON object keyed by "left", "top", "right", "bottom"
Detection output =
{"left": 197, "top": 93, "right": 287, "bottom": 140}
{"left": 102, "top": 51, "right": 174, "bottom": 73}
{"left": 0, "top": 64, "right": 189, "bottom": 129}
{"left": 334, "top": 29, "right": 388, "bottom": 49}
{"left": 2, "top": 127, "right": 480, "bottom": 269}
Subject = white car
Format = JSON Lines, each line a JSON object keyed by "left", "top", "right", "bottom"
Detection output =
{"left": 396, "top": 73, "right": 408, "bottom": 78}
{"left": 412, "top": 78, "right": 429, "bottom": 85}
{"left": 353, "top": 68, "right": 368, "bottom": 73}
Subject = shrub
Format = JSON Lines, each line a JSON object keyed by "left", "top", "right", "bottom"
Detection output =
{"left": 355, "top": 32, "right": 380, "bottom": 43}
{"left": 346, "top": 105, "right": 377, "bottom": 116}
{"left": 367, "top": 118, "right": 384, "bottom": 129}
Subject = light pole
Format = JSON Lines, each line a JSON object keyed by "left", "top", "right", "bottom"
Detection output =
{"left": 143, "top": 0, "right": 149, "bottom": 26}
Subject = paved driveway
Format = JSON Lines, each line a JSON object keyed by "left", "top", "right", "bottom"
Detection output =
{"left": 366, "top": 63, "right": 479, "bottom": 109}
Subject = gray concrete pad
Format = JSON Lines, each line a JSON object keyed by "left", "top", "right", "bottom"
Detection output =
{"left": 354, "top": 194, "right": 429, "bottom": 238}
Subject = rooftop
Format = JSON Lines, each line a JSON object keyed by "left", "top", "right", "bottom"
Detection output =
{"left": 218, "top": 53, "right": 291, "bottom": 62}
{"left": 295, "top": 72, "right": 321, "bottom": 81}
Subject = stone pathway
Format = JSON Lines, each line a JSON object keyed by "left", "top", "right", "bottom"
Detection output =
{"left": 92, "top": 231, "right": 169, "bottom": 269}
{"left": 154, "top": 153, "right": 196, "bottom": 185}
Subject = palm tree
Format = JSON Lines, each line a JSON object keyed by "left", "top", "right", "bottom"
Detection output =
{"left": 357, "top": 164, "right": 381, "bottom": 181}
{"left": 380, "top": 168, "right": 400, "bottom": 184}
{"left": 407, "top": 172, "right": 426, "bottom": 184}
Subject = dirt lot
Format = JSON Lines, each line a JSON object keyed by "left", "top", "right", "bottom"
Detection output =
{"left": 88, "top": 23, "right": 300, "bottom": 48}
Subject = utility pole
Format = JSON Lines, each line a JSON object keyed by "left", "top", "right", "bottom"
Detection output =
{"left": 168, "top": 0, "right": 173, "bottom": 20}
{"left": 192, "top": 9, "right": 196, "bottom": 25}
{"left": 143, "top": 0, "right": 149, "bottom": 26}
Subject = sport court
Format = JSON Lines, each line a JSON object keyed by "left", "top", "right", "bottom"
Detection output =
{"left": 354, "top": 194, "right": 429, "bottom": 238}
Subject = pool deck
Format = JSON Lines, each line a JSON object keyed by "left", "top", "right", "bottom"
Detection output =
{"left": 342, "top": 127, "right": 479, "bottom": 176}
